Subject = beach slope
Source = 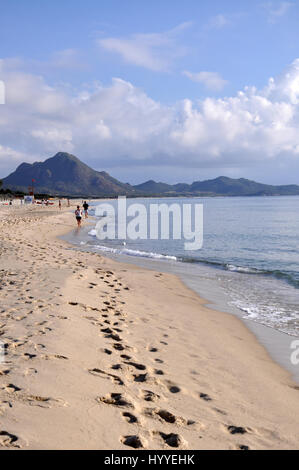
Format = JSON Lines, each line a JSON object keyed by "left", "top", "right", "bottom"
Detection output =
{"left": 0, "top": 205, "right": 298, "bottom": 450}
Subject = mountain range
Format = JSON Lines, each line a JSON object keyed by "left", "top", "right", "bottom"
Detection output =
{"left": 2, "top": 152, "right": 299, "bottom": 197}
{"left": 2, "top": 152, "right": 132, "bottom": 197}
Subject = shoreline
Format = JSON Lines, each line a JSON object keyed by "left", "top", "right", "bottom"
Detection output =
{"left": 63, "top": 220, "right": 299, "bottom": 385}
{"left": 0, "top": 205, "right": 298, "bottom": 449}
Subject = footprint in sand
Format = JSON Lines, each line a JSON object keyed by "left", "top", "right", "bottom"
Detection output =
{"left": 97, "top": 393, "right": 134, "bottom": 408}
{"left": 123, "top": 361, "right": 146, "bottom": 371}
{"left": 26, "top": 395, "right": 68, "bottom": 408}
{"left": 157, "top": 431, "right": 186, "bottom": 448}
{"left": 144, "top": 408, "right": 195, "bottom": 427}
{"left": 199, "top": 392, "right": 212, "bottom": 402}
{"left": 164, "top": 381, "right": 181, "bottom": 394}
{"left": 102, "top": 331, "right": 123, "bottom": 342}
{"left": 149, "top": 408, "right": 178, "bottom": 424}
{"left": 133, "top": 373, "right": 148, "bottom": 383}
{"left": 23, "top": 352, "right": 37, "bottom": 360}
{"left": 133, "top": 373, "right": 160, "bottom": 385}
{"left": 122, "top": 412, "right": 139, "bottom": 424}
{"left": 155, "top": 358, "right": 164, "bottom": 364}
{"left": 113, "top": 343, "right": 132, "bottom": 352}
{"left": 88, "top": 368, "right": 124, "bottom": 386}
{"left": 0, "top": 430, "right": 21, "bottom": 448}
{"left": 33, "top": 343, "right": 46, "bottom": 351}
{"left": 227, "top": 425, "right": 249, "bottom": 435}
{"left": 2, "top": 383, "right": 21, "bottom": 393}
{"left": 140, "top": 390, "right": 161, "bottom": 402}
{"left": 102, "top": 348, "right": 113, "bottom": 355}
{"left": 110, "top": 363, "right": 123, "bottom": 371}
{"left": 42, "top": 354, "right": 69, "bottom": 361}
{"left": 112, "top": 326, "right": 123, "bottom": 332}
{"left": 121, "top": 435, "right": 144, "bottom": 449}
{"left": 101, "top": 328, "right": 113, "bottom": 333}
{"left": 120, "top": 354, "right": 131, "bottom": 360}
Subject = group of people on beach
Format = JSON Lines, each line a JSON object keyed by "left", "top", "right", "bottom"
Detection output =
{"left": 75, "top": 201, "right": 89, "bottom": 227}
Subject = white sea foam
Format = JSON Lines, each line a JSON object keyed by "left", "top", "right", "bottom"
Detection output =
{"left": 93, "top": 244, "right": 177, "bottom": 261}
{"left": 88, "top": 229, "right": 97, "bottom": 237}
{"left": 226, "top": 264, "right": 260, "bottom": 274}
{"left": 88, "top": 225, "right": 177, "bottom": 260}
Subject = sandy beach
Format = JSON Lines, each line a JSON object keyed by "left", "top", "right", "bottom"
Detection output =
{"left": 0, "top": 203, "right": 298, "bottom": 450}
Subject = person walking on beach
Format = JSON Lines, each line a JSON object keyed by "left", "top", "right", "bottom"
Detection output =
{"left": 75, "top": 206, "right": 82, "bottom": 227}
{"left": 83, "top": 201, "right": 89, "bottom": 218}
{"left": 59, "top": 199, "right": 62, "bottom": 210}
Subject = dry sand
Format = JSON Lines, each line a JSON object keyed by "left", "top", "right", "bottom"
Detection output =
{"left": 0, "top": 203, "right": 298, "bottom": 450}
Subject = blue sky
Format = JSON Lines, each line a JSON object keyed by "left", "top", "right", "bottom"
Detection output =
{"left": 1, "top": 0, "right": 299, "bottom": 184}
{"left": 2, "top": 0, "right": 298, "bottom": 101}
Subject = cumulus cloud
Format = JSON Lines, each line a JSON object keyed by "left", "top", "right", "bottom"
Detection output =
{"left": 0, "top": 80, "right": 5, "bottom": 104}
{"left": 183, "top": 70, "right": 228, "bottom": 91}
{"left": 263, "top": 1, "right": 293, "bottom": 23}
{"left": 97, "top": 23, "right": 191, "bottom": 71}
{"left": 1, "top": 58, "right": 299, "bottom": 180}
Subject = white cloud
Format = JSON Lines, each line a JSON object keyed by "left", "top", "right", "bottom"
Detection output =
{"left": 263, "top": 1, "right": 293, "bottom": 23}
{"left": 207, "top": 14, "right": 231, "bottom": 29}
{"left": 97, "top": 23, "right": 191, "bottom": 71}
{"left": 1, "top": 58, "right": 299, "bottom": 180}
{"left": 183, "top": 70, "right": 228, "bottom": 91}
{"left": 0, "top": 145, "right": 30, "bottom": 173}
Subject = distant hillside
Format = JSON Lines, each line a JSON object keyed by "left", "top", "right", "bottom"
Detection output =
{"left": 2, "top": 152, "right": 135, "bottom": 197}
{"left": 2, "top": 152, "right": 299, "bottom": 197}
{"left": 134, "top": 180, "right": 174, "bottom": 194}
{"left": 189, "top": 176, "right": 299, "bottom": 196}
{"left": 133, "top": 176, "right": 299, "bottom": 197}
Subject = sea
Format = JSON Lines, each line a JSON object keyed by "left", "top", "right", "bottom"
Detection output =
{"left": 69, "top": 195, "right": 299, "bottom": 339}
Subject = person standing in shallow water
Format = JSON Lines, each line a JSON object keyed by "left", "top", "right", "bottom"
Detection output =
{"left": 83, "top": 201, "right": 89, "bottom": 218}
{"left": 75, "top": 206, "right": 82, "bottom": 227}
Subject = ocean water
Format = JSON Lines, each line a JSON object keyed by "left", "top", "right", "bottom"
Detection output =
{"left": 82, "top": 196, "right": 299, "bottom": 337}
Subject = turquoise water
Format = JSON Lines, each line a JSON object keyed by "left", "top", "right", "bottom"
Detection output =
{"left": 84, "top": 196, "right": 299, "bottom": 336}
